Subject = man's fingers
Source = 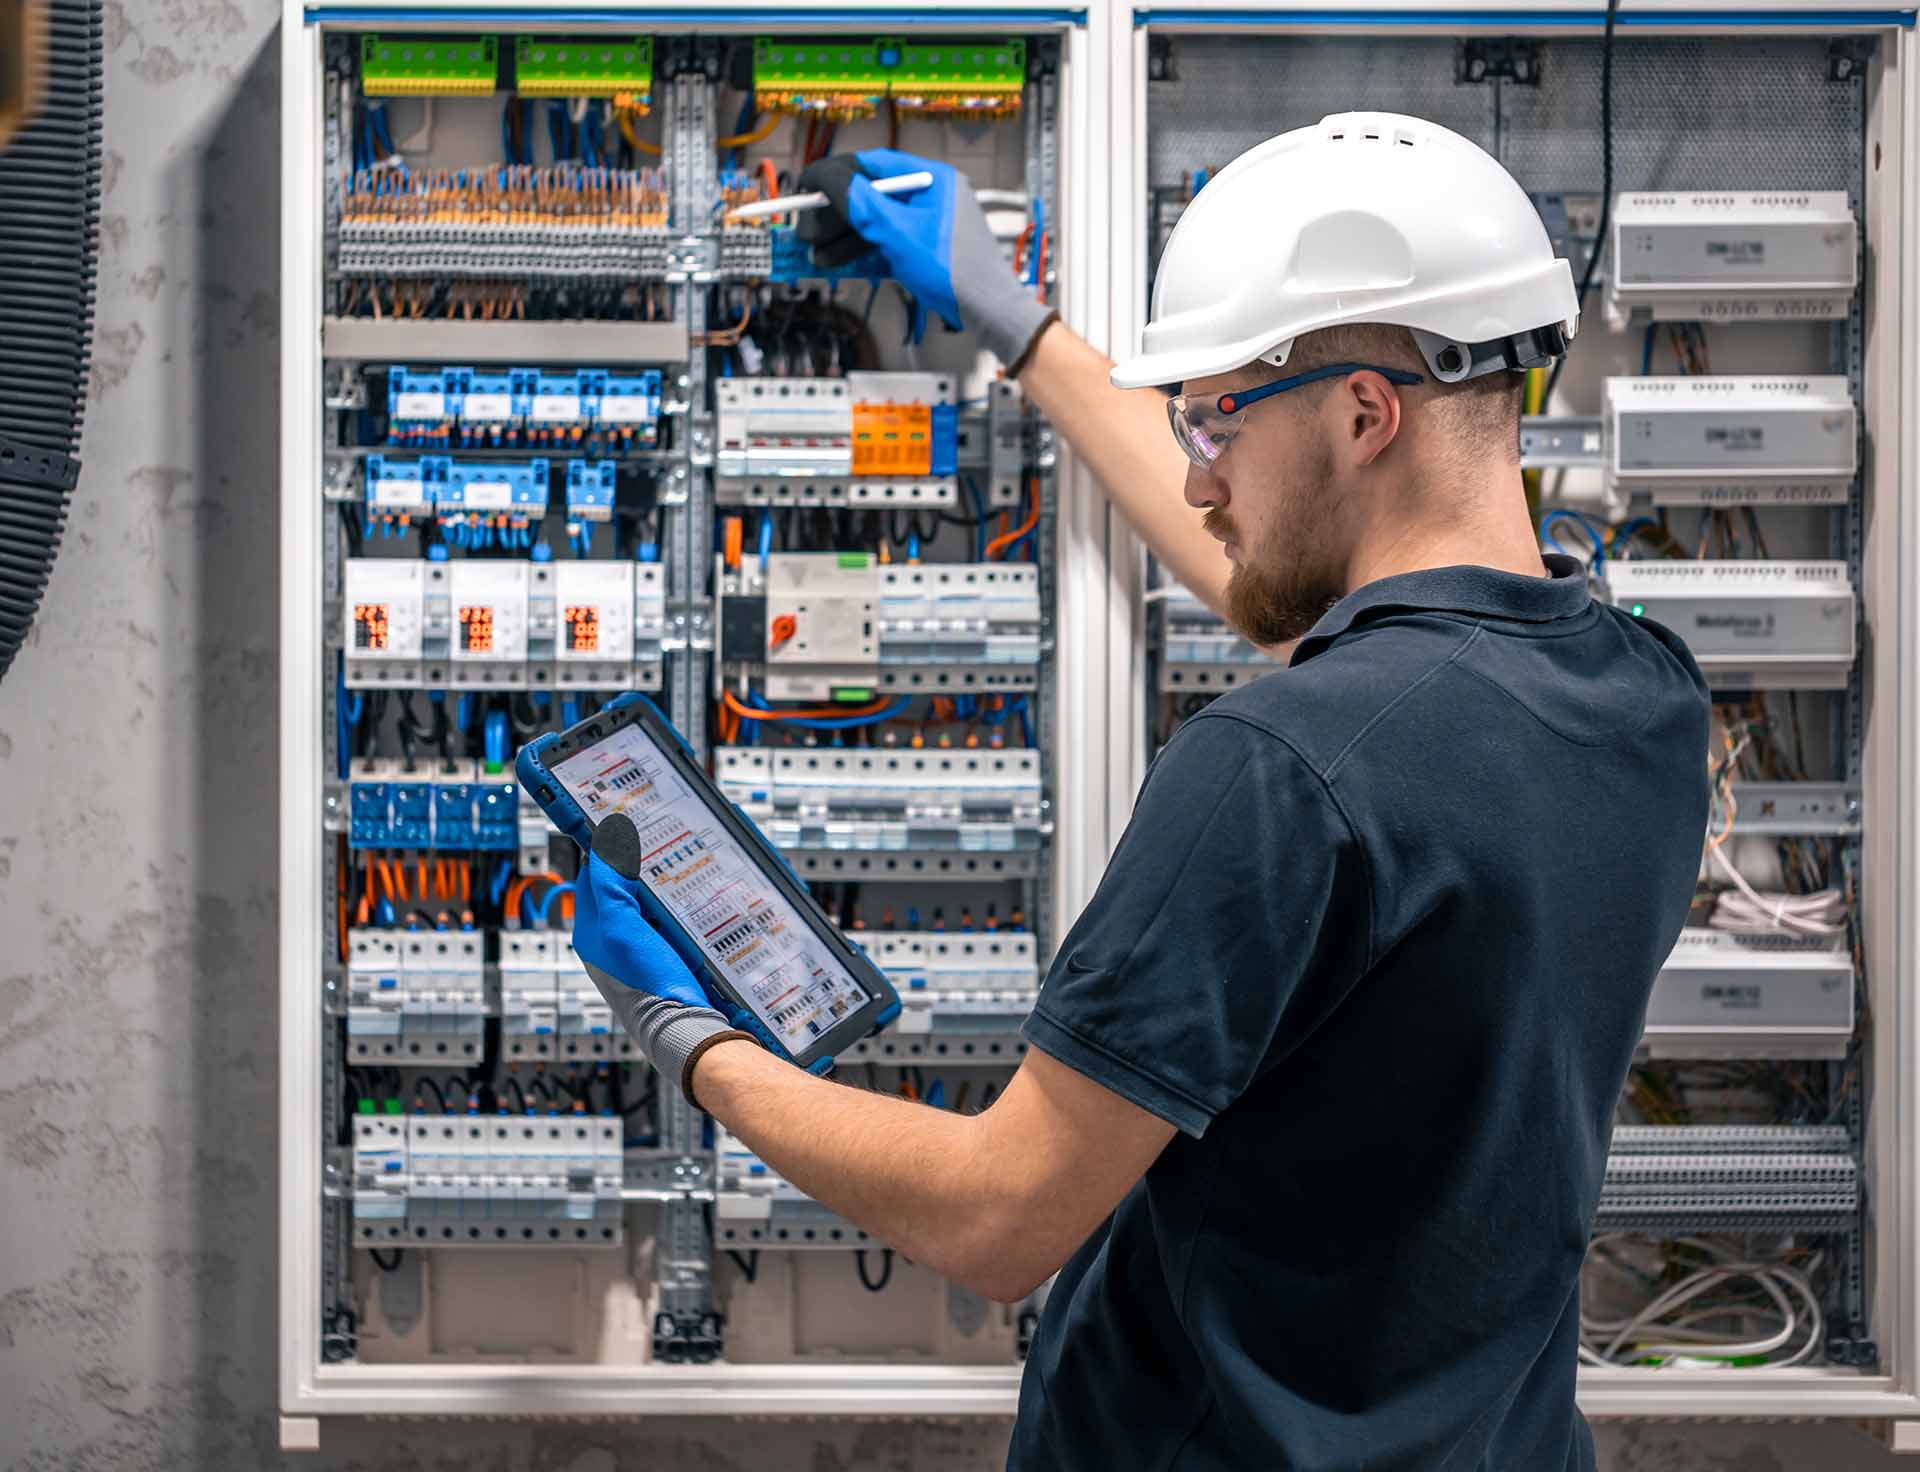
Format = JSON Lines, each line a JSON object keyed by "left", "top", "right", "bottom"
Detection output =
{"left": 590, "top": 812, "right": 645, "bottom": 881}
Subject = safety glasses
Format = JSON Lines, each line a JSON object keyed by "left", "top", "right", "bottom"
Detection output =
{"left": 1166, "top": 362, "right": 1427, "bottom": 470}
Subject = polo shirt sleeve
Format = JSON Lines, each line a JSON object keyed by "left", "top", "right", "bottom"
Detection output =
{"left": 1023, "top": 713, "right": 1370, "bottom": 1137}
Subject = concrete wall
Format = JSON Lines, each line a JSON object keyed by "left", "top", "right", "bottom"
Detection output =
{"left": 0, "top": 3, "right": 1907, "bottom": 1468}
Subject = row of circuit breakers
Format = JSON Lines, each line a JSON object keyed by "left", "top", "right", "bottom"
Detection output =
{"left": 343, "top": 872, "right": 1855, "bottom": 1076}
{"left": 344, "top": 551, "right": 1042, "bottom": 693}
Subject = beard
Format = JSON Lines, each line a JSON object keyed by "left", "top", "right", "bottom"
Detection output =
{"left": 1203, "top": 460, "right": 1346, "bottom": 647}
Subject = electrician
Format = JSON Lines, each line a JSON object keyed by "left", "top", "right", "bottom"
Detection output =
{"left": 576, "top": 114, "right": 1709, "bottom": 1472}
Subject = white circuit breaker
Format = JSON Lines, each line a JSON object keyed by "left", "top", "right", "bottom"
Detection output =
{"left": 344, "top": 558, "right": 443, "bottom": 688}
{"left": 1606, "top": 191, "right": 1858, "bottom": 324}
{"left": 715, "top": 371, "right": 958, "bottom": 506}
{"left": 1603, "top": 376, "right": 1857, "bottom": 502}
{"left": 1603, "top": 560, "right": 1856, "bottom": 689}
{"left": 714, "top": 746, "right": 1046, "bottom": 853}
{"left": 352, "top": 1110, "right": 624, "bottom": 1248}
{"left": 499, "top": 929, "right": 634, "bottom": 1063}
{"left": 552, "top": 560, "right": 636, "bottom": 689}
{"left": 1154, "top": 581, "right": 1262, "bottom": 691}
{"left": 859, "top": 929, "right": 1041, "bottom": 1033}
{"left": 346, "top": 927, "right": 487, "bottom": 1064}
{"left": 447, "top": 560, "right": 531, "bottom": 689}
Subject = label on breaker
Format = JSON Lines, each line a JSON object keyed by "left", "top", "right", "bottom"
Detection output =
{"left": 547, "top": 726, "right": 876, "bottom": 1054}
{"left": 598, "top": 396, "right": 651, "bottom": 424}
{"left": 392, "top": 392, "right": 445, "bottom": 421}
{"left": 460, "top": 393, "right": 515, "bottom": 422}
{"left": 532, "top": 396, "right": 583, "bottom": 424}
{"left": 370, "top": 478, "right": 425, "bottom": 508}
{"left": 461, "top": 480, "right": 515, "bottom": 510}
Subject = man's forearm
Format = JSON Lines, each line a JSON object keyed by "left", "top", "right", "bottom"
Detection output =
{"left": 1016, "top": 320, "right": 1231, "bottom": 617}
{"left": 692, "top": 1038, "right": 1043, "bottom": 1300}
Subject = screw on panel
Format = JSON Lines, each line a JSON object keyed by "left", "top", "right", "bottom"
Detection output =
{"left": 1827, "top": 40, "right": 1872, "bottom": 82}
{"left": 1455, "top": 40, "right": 1542, "bottom": 87}
{"left": 1146, "top": 36, "right": 1177, "bottom": 83}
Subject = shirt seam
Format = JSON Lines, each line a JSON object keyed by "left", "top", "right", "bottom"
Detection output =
{"left": 1182, "top": 708, "right": 1380, "bottom": 973}
{"left": 1025, "top": 1004, "right": 1216, "bottom": 1134}
{"left": 1319, "top": 622, "right": 1485, "bottom": 781}
{"left": 1453, "top": 652, "right": 1666, "bottom": 750}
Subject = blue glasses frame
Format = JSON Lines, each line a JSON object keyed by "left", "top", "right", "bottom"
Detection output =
{"left": 1168, "top": 361, "right": 1428, "bottom": 469}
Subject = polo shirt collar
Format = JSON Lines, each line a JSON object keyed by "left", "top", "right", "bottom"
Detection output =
{"left": 1291, "top": 554, "right": 1591, "bottom": 666}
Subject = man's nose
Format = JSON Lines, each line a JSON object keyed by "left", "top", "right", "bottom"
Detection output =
{"left": 1184, "top": 464, "right": 1226, "bottom": 511}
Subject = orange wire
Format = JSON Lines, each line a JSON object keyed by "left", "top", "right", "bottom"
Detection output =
{"left": 504, "top": 874, "right": 530, "bottom": 926}
{"left": 985, "top": 480, "right": 1040, "bottom": 559}
{"left": 458, "top": 863, "right": 471, "bottom": 905}
{"left": 337, "top": 838, "right": 349, "bottom": 960}
{"left": 720, "top": 690, "right": 902, "bottom": 723}
{"left": 716, "top": 113, "right": 779, "bottom": 149}
{"left": 416, "top": 856, "right": 429, "bottom": 904}
{"left": 758, "top": 157, "right": 779, "bottom": 201}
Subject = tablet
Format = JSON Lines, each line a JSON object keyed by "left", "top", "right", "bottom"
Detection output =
{"left": 516, "top": 695, "right": 899, "bottom": 1072}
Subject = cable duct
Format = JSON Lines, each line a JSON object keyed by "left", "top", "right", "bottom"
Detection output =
{"left": 0, "top": 0, "right": 103, "bottom": 684}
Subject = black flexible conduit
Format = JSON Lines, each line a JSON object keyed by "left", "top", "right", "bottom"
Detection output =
{"left": 0, "top": 0, "right": 103, "bottom": 684}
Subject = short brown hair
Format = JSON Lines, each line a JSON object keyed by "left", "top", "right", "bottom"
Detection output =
{"left": 1284, "top": 323, "right": 1524, "bottom": 462}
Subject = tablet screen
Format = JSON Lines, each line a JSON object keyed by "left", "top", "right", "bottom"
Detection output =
{"left": 548, "top": 722, "right": 876, "bottom": 1052}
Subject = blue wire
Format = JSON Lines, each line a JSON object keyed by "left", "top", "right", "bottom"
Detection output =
{"left": 335, "top": 657, "right": 353, "bottom": 780}
{"left": 489, "top": 859, "right": 512, "bottom": 908}
{"left": 1540, "top": 509, "right": 1607, "bottom": 570}
{"left": 758, "top": 513, "right": 772, "bottom": 572}
{"left": 1014, "top": 697, "right": 1032, "bottom": 748}
{"left": 533, "top": 881, "right": 575, "bottom": 927}
{"left": 1641, "top": 322, "right": 1658, "bottom": 376}
{"left": 736, "top": 690, "right": 914, "bottom": 731}
{"left": 1003, "top": 524, "right": 1037, "bottom": 561}
{"left": 484, "top": 711, "right": 508, "bottom": 768}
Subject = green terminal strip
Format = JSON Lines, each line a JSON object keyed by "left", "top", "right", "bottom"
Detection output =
{"left": 753, "top": 38, "right": 888, "bottom": 101}
{"left": 360, "top": 34, "right": 499, "bottom": 97}
{"left": 888, "top": 38, "right": 1027, "bottom": 99}
{"left": 752, "top": 36, "right": 1025, "bottom": 103}
{"left": 513, "top": 37, "right": 654, "bottom": 100}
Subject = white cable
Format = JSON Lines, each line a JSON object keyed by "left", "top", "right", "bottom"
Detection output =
{"left": 1581, "top": 1258, "right": 1825, "bottom": 1368}
{"left": 1705, "top": 846, "right": 1846, "bottom": 937}
{"left": 569, "top": 96, "right": 590, "bottom": 123}
{"left": 976, "top": 188, "right": 1030, "bottom": 209}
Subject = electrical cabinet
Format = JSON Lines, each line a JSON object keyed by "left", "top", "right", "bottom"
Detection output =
{"left": 281, "top": 0, "right": 1920, "bottom": 1443}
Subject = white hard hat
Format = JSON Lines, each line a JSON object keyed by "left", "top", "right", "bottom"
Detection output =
{"left": 1112, "top": 112, "right": 1579, "bottom": 390}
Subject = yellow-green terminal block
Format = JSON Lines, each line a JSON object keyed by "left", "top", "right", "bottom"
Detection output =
{"left": 514, "top": 37, "right": 653, "bottom": 100}
{"left": 360, "top": 34, "right": 498, "bottom": 97}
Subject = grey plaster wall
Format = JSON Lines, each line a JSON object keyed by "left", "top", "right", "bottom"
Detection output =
{"left": 0, "top": 3, "right": 1908, "bottom": 1469}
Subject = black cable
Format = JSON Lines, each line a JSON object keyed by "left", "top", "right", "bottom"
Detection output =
{"left": 503, "top": 1076, "right": 528, "bottom": 1114}
{"left": 369, "top": 1248, "right": 404, "bottom": 1272}
{"left": 415, "top": 1076, "right": 448, "bottom": 1113}
{"left": 854, "top": 1248, "right": 894, "bottom": 1293}
{"left": 727, "top": 1250, "right": 761, "bottom": 1284}
{"left": 1542, "top": 0, "right": 1619, "bottom": 409}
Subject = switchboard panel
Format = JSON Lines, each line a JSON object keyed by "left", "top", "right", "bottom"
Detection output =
{"left": 282, "top": 1, "right": 1918, "bottom": 1437}
{"left": 1133, "top": 18, "right": 1906, "bottom": 1410}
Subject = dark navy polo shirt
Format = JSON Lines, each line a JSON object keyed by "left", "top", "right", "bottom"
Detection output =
{"left": 1013, "top": 555, "right": 1709, "bottom": 1472}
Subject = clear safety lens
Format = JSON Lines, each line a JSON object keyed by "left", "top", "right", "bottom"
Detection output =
{"left": 1166, "top": 394, "right": 1233, "bottom": 470}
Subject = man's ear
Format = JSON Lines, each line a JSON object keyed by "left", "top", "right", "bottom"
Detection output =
{"left": 1339, "top": 370, "right": 1406, "bottom": 469}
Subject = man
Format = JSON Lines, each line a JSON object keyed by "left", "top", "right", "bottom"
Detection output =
{"left": 575, "top": 114, "right": 1710, "bottom": 1471}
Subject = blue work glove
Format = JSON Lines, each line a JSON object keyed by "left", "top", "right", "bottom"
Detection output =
{"left": 796, "top": 148, "right": 1056, "bottom": 371}
{"left": 571, "top": 813, "right": 752, "bottom": 1100}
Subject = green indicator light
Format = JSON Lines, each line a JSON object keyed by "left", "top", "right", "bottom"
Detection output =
{"left": 384, "top": 1099, "right": 404, "bottom": 1114}
{"left": 357, "top": 1099, "right": 376, "bottom": 1115}
{"left": 831, "top": 687, "right": 875, "bottom": 704}
{"left": 1629, "top": 602, "right": 1646, "bottom": 617}
{"left": 837, "top": 552, "right": 871, "bottom": 570}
